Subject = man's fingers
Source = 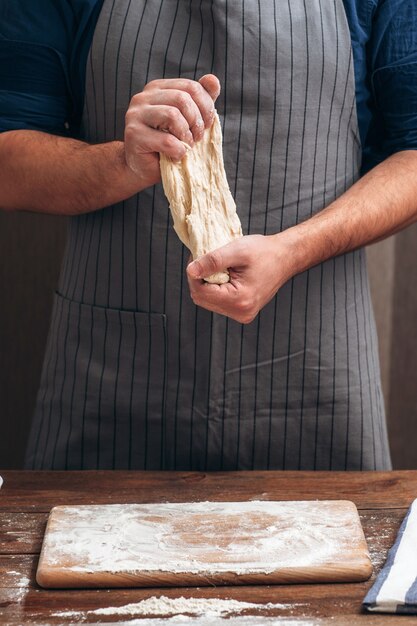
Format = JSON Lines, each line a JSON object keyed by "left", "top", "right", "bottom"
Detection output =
{"left": 126, "top": 76, "right": 221, "bottom": 160}
{"left": 125, "top": 124, "right": 187, "bottom": 168}
{"left": 144, "top": 78, "right": 216, "bottom": 128}
{"left": 143, "top": 90, "right": 205, "bottom": 141}
{"left": 187, "top": 249, "right": 225, "bottom": 280}
{"left": 187, "top": 241, "right": 246, "bottom": 280}
{"left": 186, "top": 235, "right": 279, "bottom": 324}
{"left": 140, "top": 105, "right": 194, "bottom": 146}
{"left": 199, "top": 74, "right": 221, "bottom": 102}
{"left": 188, "top": 279, "right": 257, "bottom": 324}
{"left": 188, "top": 278, "right": 236, "bottom": 308}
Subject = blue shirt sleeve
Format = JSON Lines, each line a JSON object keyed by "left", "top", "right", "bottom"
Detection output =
{"left": 364, "top": 0, "right": 417, "bottom": 170}
{"left": 0, "top": 0, "right": 102, "bottom": 137}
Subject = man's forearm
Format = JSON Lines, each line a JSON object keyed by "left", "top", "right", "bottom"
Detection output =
{"left": 0, "top": 130, "right": 153, "bottom": 215}
{"left": 0, "top": 78, "right": 219, "bottom": 215}
{"left": 284, "top": 150, "right": 417, "bottom": 276}
{"left": 187, "top": 149, "right": 417, "bottom": 323}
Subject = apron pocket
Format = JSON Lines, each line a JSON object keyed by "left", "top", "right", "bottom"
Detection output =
{"left": 30, "top": 292, "right": 167, "bottom": 470}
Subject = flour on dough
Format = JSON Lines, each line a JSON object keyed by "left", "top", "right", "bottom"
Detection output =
{"left": 160, "top": 112, "right": 242, "bottom": 284}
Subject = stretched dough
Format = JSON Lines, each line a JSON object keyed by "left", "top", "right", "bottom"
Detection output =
{"left": 160, "top": 112, "right": 243, "bottom": 284}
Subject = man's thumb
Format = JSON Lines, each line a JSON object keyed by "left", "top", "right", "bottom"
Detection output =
{"left": 187, "top": 249, "right": 225, "bottom": 279}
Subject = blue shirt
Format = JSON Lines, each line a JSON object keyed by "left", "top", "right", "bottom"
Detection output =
{"left": 1, "top": 0, "right": 417, "bottom": 172}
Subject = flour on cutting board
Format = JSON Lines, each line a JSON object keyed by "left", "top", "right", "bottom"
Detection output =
{"left": 40, "top": 500, "right": 366, "bottom": 575}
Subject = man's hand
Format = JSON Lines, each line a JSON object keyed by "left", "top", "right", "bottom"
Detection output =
{"left": 186, "top": 150, "right": 417, "bottom": 324}
{"left": 124, "top": 74, "right": 221, "bottom": 186}
{"left": 186, "top": 234, "right": 293, "bottom": 324}
{"left": 1, "top": 74, "right": 220, "bottom": 215}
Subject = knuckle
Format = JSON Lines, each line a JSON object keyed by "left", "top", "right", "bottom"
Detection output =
{"left": 124, "top": 124, "right": 137, "bottom": 144}
{"left": 125, "top": 108, "right": 134, "bottom": 125}
{"left": 144, "top": 79, "right": 158, "bottom": 91}
{"left": 162, "top": 134, "right": 177, "bottom": 150}
{"left": 165, "top": 107, "right": 182, "bottom": 124}
{"left": 236, "top": 297, "right": 250, "bottom": 312}
{"left": 162, "top": 135, "right": 184, "bottom": 160}
{"left": 175, "top": 91, "right": 192, "bottom": 110}
{"left": 125, "top": 103, "right": 145, "bottom": 127}
{"left": 206, "top": 249, "right": 223, "bottom": 273}
{"left": 235, "top": 298, "right": 257, "bottom": 324}
{"left": 187, "top": 81, "right": 201, "bottom": 98}
{"left": 129, "top": 92, "right": 145, "bottom": 107}
{"left": 241, "top": 314, "right": 255, "bottom": 325}
{"left": 190, "top": 290, "right": 201, "bottom": 305}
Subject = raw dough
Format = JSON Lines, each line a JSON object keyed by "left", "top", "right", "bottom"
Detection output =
{"left": 160, "top": 112, "right": 243, "bottom": 284}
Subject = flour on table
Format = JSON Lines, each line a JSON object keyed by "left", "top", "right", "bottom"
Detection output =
{"left": 6, "top": 571, "right": 30, "bottom": 588}
{"left": 91, "top": 596, "right": 292, "bottom": 616}
{"left": 52, "top": 596, "right": 304, "bottom": 621}
{"left": 160, "top": 112, "right": 242, "bottom": 284}
{"left": 53, "top": 613, "right": 316, "bottom": 626}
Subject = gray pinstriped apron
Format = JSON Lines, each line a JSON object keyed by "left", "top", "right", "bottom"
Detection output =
{"left": 25, "top": 0, "right": 392, "bottom": 471}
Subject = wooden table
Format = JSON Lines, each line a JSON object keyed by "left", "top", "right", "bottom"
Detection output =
{"left": 1, "top": 470, "right": 416, "bottom": 625}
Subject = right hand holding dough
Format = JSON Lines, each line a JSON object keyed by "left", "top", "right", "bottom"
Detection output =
{"left": 187, "top": 234, "right": 290, "bottom": 324}
{"left": 124, "top": 75, "right": 221, "bottom": 186}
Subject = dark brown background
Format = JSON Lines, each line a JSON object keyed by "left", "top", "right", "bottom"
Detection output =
{"left": 1, "top": 211, "right": 416, "bottom": 469}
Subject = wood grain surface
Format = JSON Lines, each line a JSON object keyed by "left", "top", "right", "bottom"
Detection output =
{"left": 1, "top": 470, "right": 417, "bottom": 624}
{"left": 36, "top": 500, "right": 372, "bottom": 589}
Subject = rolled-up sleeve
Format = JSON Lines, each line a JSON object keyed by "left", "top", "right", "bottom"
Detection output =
{"left": 0, "top": 38, "right": 71, "bottom": 135}
{"left": 364, "top": 0, "right": 417, "bottom": 169}
{"left": 0, "top": 0, "right": 95, "bottom": 137}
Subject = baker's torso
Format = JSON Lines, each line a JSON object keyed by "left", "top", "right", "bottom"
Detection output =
{"left": 26, "top": 0, "right": 391, "bottom": 471}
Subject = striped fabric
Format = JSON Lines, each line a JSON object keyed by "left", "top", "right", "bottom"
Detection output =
{"left": 25, "top": 0, "right": 391, "bottom": 471}
{"left": 364, "top": 500, "right": 417, "bottom": 614}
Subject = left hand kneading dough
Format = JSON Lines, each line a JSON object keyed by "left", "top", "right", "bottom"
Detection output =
{"left": 160, "top": 112, "right": 243, "bottom": 284}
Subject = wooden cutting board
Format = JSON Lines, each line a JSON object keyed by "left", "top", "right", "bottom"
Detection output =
{"left": 36, "top": 500, "right": 372, "bottom": 588}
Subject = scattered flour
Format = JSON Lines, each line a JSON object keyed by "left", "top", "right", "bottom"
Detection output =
{"left": 51, "top": 610, "right": 84, "bottom": 618}
{"left": 52, "top": 616, "right": 316, "bottom": 626}
{"left": 16, "top": 575, "right": 30, "bottom": 588}
{"left": 91, "top": 596, "right": 292, "bottom": 616}
{"left": 6, "top": 571, "right": 30, "bottom": 588}
{"left": 52, "top": 596, "right": 301, "bottom": 620}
